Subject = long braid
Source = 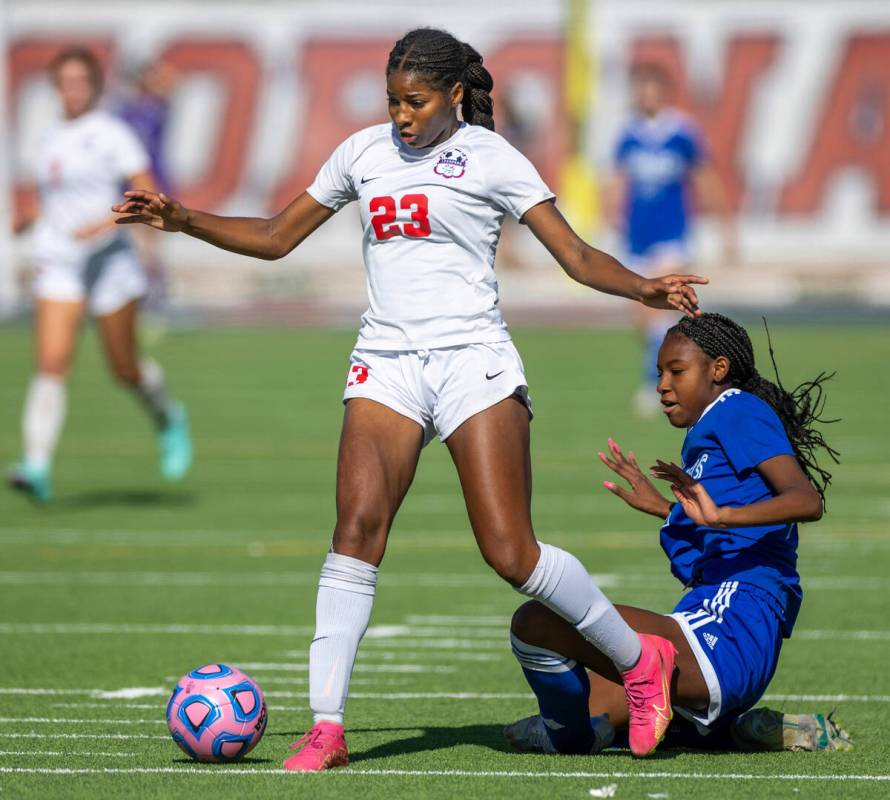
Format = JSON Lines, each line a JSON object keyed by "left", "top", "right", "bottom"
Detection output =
{"left": 387, "top": 29, "right": 496, "bottom": 130}
{"left": 667, "top": 312, "right": 839, "bottom": 507}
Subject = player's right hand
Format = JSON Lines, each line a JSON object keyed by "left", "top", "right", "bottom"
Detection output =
{"left": 113, "top": 190, "right": 189, "bottom": 232}
{"left": 598, "top": 437, "right": 672, "bottom": 518}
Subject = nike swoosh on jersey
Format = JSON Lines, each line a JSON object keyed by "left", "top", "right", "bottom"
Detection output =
{"left": 360, "top": 176, "right": 379, "bottom": 184}
{"left": 485, "top": 370, "right": 505, "bottom": 380}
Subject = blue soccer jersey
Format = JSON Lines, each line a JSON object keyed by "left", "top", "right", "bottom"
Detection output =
{"left": 660, "top": 389, "right": 803, "bottom": 636}
{"left": 615, "top": 110, "right": 704, "bottom": 257}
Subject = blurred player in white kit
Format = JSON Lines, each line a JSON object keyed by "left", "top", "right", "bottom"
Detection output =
{"left": 8, "top": 47, "right": 192, "bottom": 502}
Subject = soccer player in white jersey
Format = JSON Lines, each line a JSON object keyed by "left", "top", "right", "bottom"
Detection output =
{"left": 8, "top": 47, "right": 191, "bottom": 502}
{"left": 114, "top": 28, "right": 709, "bottom": 768}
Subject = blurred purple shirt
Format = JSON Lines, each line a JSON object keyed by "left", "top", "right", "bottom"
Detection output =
{"left": 116, "top": 94, "right": 172, "bottom": 194}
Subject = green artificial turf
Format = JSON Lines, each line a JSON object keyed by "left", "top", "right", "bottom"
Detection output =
{"left": 1, "top": 323, "right": 888, "bottom": 798}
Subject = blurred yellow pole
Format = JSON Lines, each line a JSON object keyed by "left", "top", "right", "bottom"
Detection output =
{"left": 560, "top": 0, "right": 600, "bottom": 239}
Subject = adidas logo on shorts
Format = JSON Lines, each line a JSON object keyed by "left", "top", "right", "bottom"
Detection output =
{"left": 703, "top": 632, "right": 719, "bottom": 650}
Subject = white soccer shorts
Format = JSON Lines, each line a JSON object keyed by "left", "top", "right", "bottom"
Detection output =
{"left": 342, "top": 340, "right": 532, "bottom": 446}
{"left": 33, "top": 237, "right": 147, "bottom": 316}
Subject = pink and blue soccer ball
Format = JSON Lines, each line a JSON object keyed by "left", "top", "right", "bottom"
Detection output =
{"left": 166, "top": 664, "right": 268, "bottom": 762}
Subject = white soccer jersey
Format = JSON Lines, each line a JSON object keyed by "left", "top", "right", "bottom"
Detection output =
{"left": 308, "top": 122, "right": 555, "bottom": 350}
{"left": 31, "top": 109, "right": 149, "bottom": 266}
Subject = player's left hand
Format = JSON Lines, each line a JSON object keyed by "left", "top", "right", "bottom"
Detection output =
{"left": 650, "top": 459, "right": 728, "bottom": 528}
{"left": 640, "top": 274, "right": 708, "bottom": 318}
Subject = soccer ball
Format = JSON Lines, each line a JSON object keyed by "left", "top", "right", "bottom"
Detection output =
{"left": 166, "top": 664, "right": 267, "bottom": 762}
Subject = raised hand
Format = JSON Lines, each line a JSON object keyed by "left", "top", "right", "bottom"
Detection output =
{"left": 640, "top": 274, "right": 708, "bottom": 318}
{"left": 112, "top": 190, "right": 189, "bottom": 232}
{"left": 650, "top": 459, "right": 726, "bottom": 528}
{"left": 598, "top": 437, "right": 673, "bottom": 518}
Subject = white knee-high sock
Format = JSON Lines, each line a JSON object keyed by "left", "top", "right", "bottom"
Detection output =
{"left": 22, "top": 374, "right": 67, "bottom": 471}
{"left": 309, "top": 552, "right": 378, "bottom": 725}
{"left": 133, "top": 358, "right": 173, "bottom": 429}
{"left": 518, "top": 542, "right": 642, "bottom": 672}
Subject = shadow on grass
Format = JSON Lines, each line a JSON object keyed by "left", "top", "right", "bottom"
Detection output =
{"left": 47, "top": 489, "right": 197, "bottom": 512}
{"left": 172, "top": 756, "right": 277, "bottom": 765}
{"left": 269, "top": 724, "right": 684, "bottom": 763}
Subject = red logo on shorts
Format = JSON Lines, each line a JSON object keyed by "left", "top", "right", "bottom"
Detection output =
{"left": 347, "top": 365, "right": 369, "bottom": 387}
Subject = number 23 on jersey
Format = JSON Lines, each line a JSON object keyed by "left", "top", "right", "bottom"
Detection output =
{"left": 370, "top": 194, "right": 431, "bottom": 241}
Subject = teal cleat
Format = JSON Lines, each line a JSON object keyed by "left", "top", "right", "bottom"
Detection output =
{"left": 7, "top": 461, "right": 53, "bottom": 503}
{"left": 158, "top": 403, "right": 193, "bottom": 481}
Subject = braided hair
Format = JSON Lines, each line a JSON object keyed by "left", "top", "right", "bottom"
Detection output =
{"left": 667, "top": 312, "right": 839, "bottom": 507}
{"left": 386, "top": 28, "right": 495, "bottom": 130}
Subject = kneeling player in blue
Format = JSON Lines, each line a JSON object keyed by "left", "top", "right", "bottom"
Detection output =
{"left": 505, "top": 312, "right": 847, "bottom": 756}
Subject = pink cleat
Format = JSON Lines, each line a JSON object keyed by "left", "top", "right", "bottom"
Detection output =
{"left": 621, "top": 633, "right": 678, "bottom": 757}
{"left": 283, "top": 721, "right": 349, "bottom": 772}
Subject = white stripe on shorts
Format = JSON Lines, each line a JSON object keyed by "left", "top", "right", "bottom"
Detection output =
{"left": 685, "top": 581, "right": 739, "bottom": 631}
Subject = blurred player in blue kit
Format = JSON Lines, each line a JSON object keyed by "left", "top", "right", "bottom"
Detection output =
{"left": 606, "top": 64, "right": 735, "bottom": 417}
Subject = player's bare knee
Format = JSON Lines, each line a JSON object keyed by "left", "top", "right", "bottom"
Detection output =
{"left": 482, "top": 549, "right": 531, "bottom": 587}
{"left": 479, "top": 535, "right": 537, "bottom": 586}
{"left": 37, "top": 357, "right": 70, "bottom": 378}
{"left": 510, "top": 601, "right": 549, "bottom": 643}
{"left": 332, "top": 513, "right": 388, "bottom": 561}
{"left": 110, "top": 361, "right": 140, "bottom": 386}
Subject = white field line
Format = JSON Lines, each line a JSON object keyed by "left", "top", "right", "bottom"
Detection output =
{"left": 762, "top": 693, "right": 890, "bottom": 703}
{"left": 168, "top": 675, "right": 407, "bottom": 687}
{"left": 49, "top": 703, "right": 308, "bottom": 713}
{"left": 0, "top": 766, "right": 887, "bottom": 781}
{"left": 235, "top": 662, "right": 457, "bottom": 674}
{"left": 285, "top": 643, "right": 508, "bottom": 655}
{"left": 275, "top": 645, "right": 503, "bottom": 662}
{"left": 0, "top": 571, "right": 502, "bottom": 589}
{"left": 0, "top": 688, "right": 168, "bottom": 697}
{"left": 405, "top": 615, "right": 511, "bottom": 625}
{"left": 0, "top": 750, "right": 135, "bottom": 757}
{"left": 2, "top": 570, "right": 888, "bottom": 592}
{"left": 0, "top": 525, "right": 649, "bottom": 545}
{"left": 3, "top": 529, "right": 889, "bottom": 553}
{"left": 793, "top": 630, "right": 890, "bottom": 641}
{"left": 0, "top": 717, "right": 166, "bottom": 725}
{"left": 161, "top": 676, "right": 406, "bottom": 687}
{"left": 0, "top": 733, "right": 167, "bottom": 740}
{"left": 3, "top": 621, "right": 889, "bottom": 643}
{"left": 0, "top": 623, "right": 315, "bottom": 636}
{"left": 293, "top": 642, "right": 507, "bottom": 653}
{"left": 4, "top": 687, "right": 890, "bottom": 703}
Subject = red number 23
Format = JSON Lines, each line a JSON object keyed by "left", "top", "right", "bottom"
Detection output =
{"left": 370, "top": 194, "right": 431, "bottom": 241}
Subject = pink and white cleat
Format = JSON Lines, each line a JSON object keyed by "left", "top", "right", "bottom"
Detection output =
{"left": 283, "top": 721, "right": 349, "bottom": 772}
{"left": 621, "top": 633, "right": 678, "bottom": 757}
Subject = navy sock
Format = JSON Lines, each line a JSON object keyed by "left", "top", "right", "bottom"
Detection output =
{"left": 512, "top": 635, "right": 595, "bottom": 754}
{"left": 522, "top": 662, "right": 596, "bottom": 754}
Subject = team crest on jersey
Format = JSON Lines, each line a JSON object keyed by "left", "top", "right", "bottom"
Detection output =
{"left": 434, "top": 147, "right": 468, "bottom": 179}
{"left": 687, "top": 452, "right": 709, "bottom": 480}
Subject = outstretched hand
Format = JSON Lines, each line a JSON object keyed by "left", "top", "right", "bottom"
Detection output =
{"left": 112, "top": 190, "right": 189, "bottom": 232}
{"left": 598, "top": 437, "right": 672, "bottom": 518}
{"left": 640, "top": 274, "right": 708, "bottom": 318}
{"left": 649, "top": 459, "right": 726, "bottom": 528}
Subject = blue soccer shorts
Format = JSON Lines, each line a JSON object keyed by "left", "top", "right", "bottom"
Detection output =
{"left": 669, "top": 581, "right": 785, "bottom": 731}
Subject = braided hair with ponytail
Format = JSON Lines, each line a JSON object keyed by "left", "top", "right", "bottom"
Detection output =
{"left": 667, "top": 312, "right": 839, "bottom": 507}
{"left": 386, "top": 28, "right": 495, "bottom": 130}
